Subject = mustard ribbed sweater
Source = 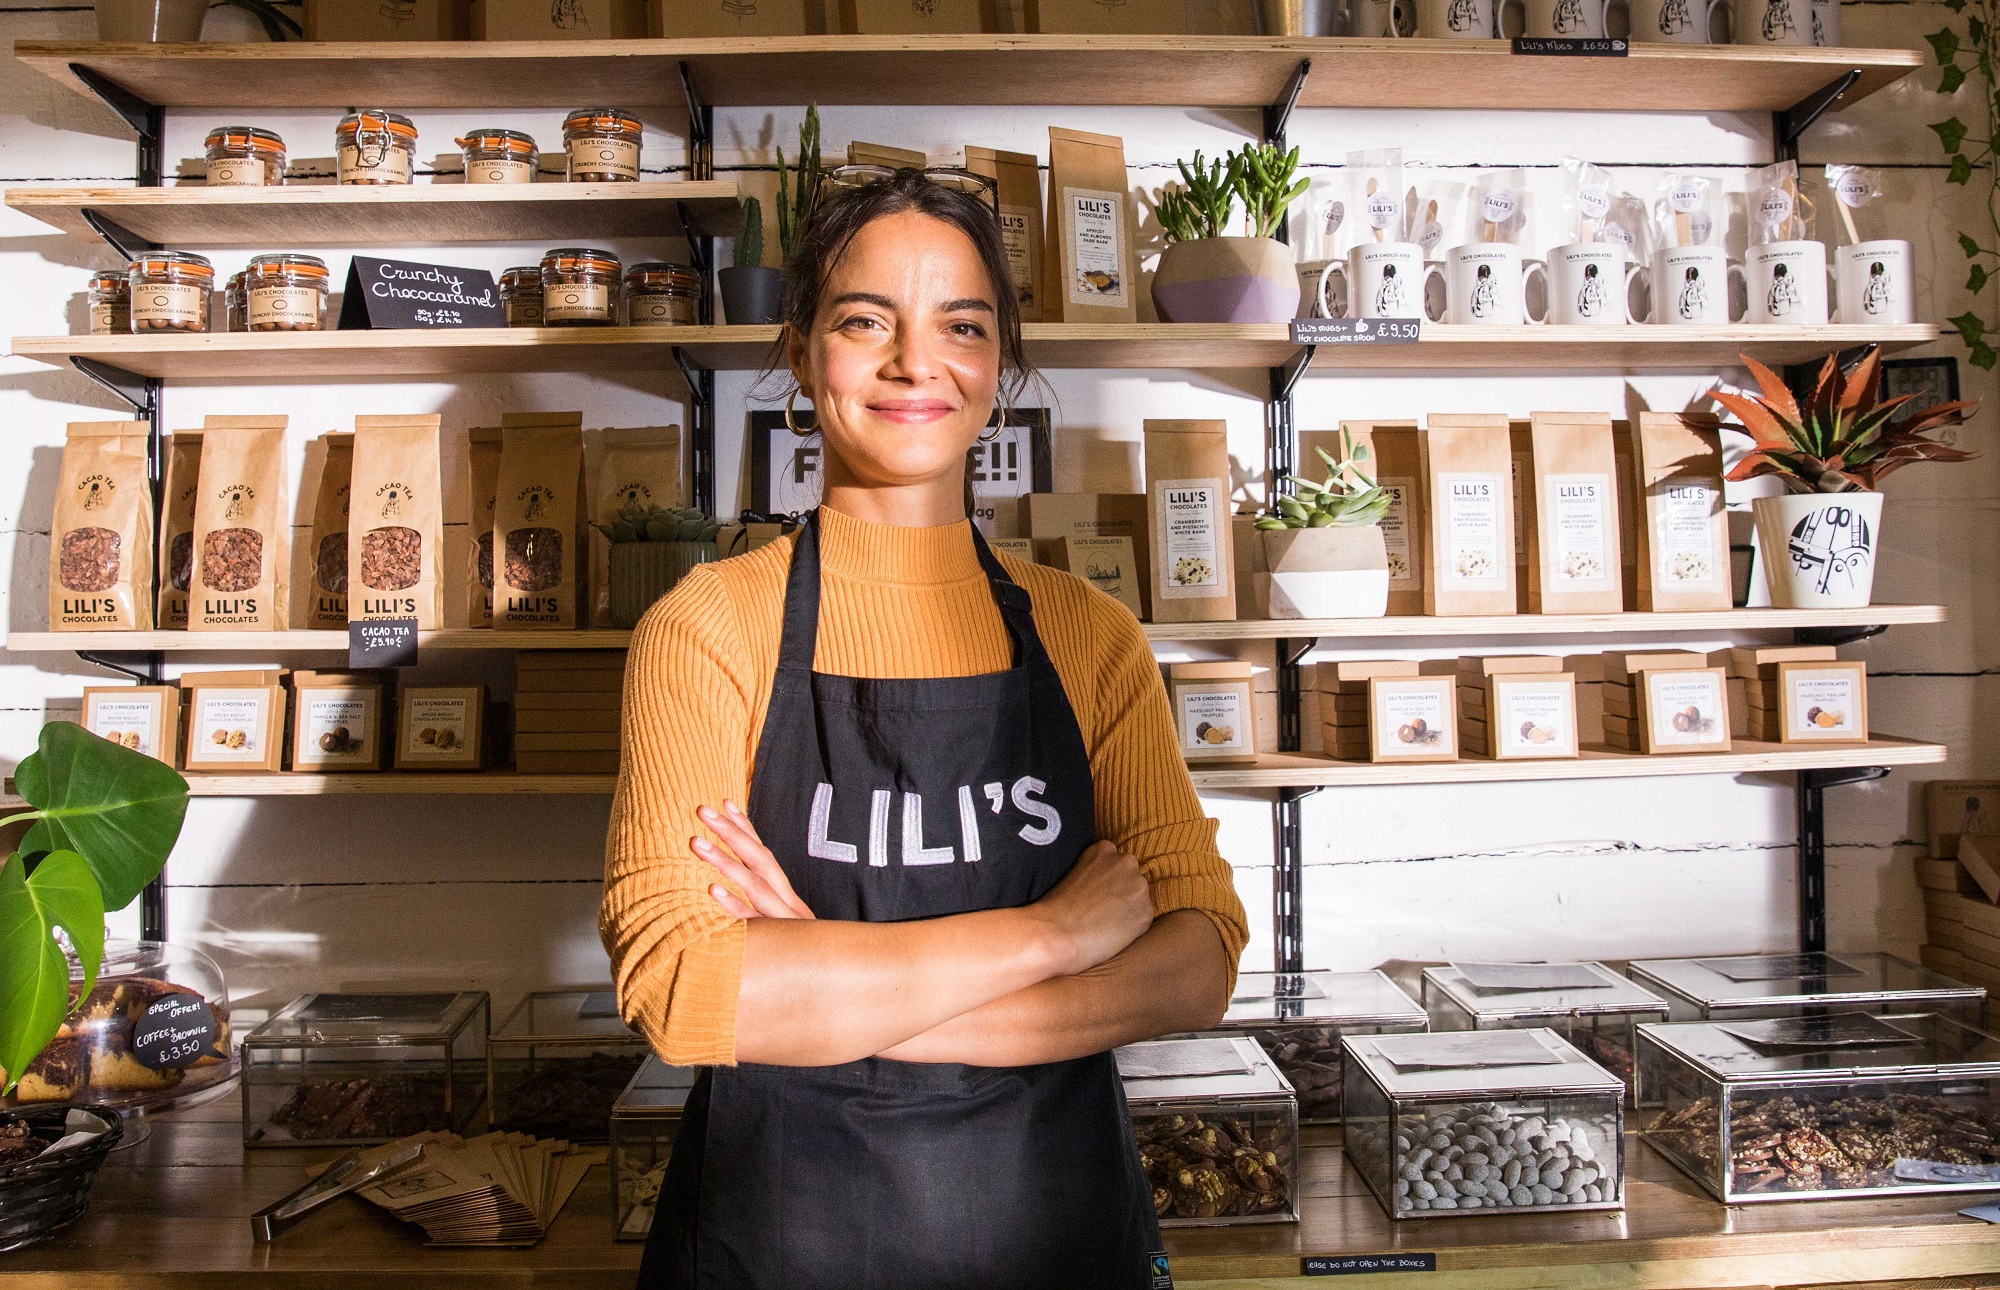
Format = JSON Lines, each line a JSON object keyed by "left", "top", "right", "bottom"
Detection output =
{"left": 599, "top": 506, "right": 1248, "bottom": 1066}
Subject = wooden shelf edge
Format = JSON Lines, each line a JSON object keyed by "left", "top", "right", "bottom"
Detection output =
{"left": 6, "top": 607, "right": 1948, "bottom": 654}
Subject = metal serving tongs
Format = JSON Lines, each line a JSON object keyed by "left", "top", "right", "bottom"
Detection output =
{"left": 250, "top": 1138, "right": 425, "bottom": 1242}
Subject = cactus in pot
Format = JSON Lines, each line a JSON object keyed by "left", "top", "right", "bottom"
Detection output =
{"left": 599, "top": 502, "right": 722, "bottom": 628}
{"left": 720, "top": 194, "right": 783, "bottom": 326}
{"left": 1253, "top": 429, "right": 1392, "bottom": 619}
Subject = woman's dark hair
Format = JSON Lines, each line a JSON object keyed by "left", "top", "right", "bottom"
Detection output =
{"left": 776, "top": 168, "right": 1032, "bottom": 408}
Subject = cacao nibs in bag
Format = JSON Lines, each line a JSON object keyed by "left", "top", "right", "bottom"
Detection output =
{"left": 492, "top": 413, "right": 584, "bottom": 628}
{"left": 305, "top": 432, "right": 352, "bottom": 630}
{"left": 155, "top": 431, "right": 202, "bottom": 629}
{"left": 189, "top": 416, "right": 290, "bottom": 631}
{"left": 505, "top": 527, "right": 564, "bottom": 591}
{"left": 347, "top": 414, "right": 443, "bottom": 627}
{"left": 203, "top": 527, "right": 264, "bottom": 593}
{"left": 50, "top": 420, "right": 154, "bottom": 631}
{"left": 362, "top": 525, "right": 422, "bottom": 590}
{"left": 59, "top": 527, "right": 121, "bottom": 593}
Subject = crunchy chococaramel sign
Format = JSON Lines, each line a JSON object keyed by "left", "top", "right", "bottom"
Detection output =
{"left": 338, "top": 256, "right": 506, "bottom": 330}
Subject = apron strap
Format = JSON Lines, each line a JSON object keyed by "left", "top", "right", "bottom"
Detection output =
{"left": 775, "top": 509, "right": 1049, "bottom": 675}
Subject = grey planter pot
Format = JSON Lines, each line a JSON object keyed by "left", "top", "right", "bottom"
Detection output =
{"left": 719, "top": 266, "right": 784, "bottom": 326}
{"left": 610, "top": 540, "right": 717, "bottom": 628}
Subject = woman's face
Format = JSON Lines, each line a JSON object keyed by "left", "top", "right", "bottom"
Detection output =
{"left": 789, "top": 210, "right": 1001, "bottom": 494}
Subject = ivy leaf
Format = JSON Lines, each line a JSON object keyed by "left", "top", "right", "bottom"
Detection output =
{"left": 1932, "top": 117, "right": 1970, "bottom": 153}
{"left": 1940, "top": 62, "right": 1967, "bottom": 93}
{"left": 1969, "top": 14, "right": 1986, "bottom": 43}
{"left": 1962, "top": 232, "right": 1984, "bottom": 259}
{"left": 1946, "top": 0, "right": 1967, "bottom": 9}
{"left": 1950, "top": 153, "right": 1975, "bottom": 184}
{"left": 1971, "top": 264, "right": 1992, "bottom": 294}
{"left": 1948, "top": 310, "right": 1989, "bottom": 344}
{"left": 1929, "top": 27, "right": 1962, "bottom": 61}
{"left": 1973, "top": 341, "right": 1999, "bottom": 370}
{"left": 0, "top": 850, "right": 103, "bottom": 1098}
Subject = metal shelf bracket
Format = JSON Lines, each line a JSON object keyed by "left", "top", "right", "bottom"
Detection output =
{"left": 71, "top": 357, "right": 158, "bottom": 419}
{"left": 1794, "top": 622, "right": 1887, "bottom": 648}
{"left": 1773, "top": 68, "right": 1861, "bottom": 160}
{"left": 1274, "top": 785, "right": 1324, "bottom": 975}
{"left": 1796, "top": 764, "right": 1890, "bottom": 953}
{"left": 1262, "top": 59, "right": 1311, "bottom": 151}
{"left": 70, "top": 64, "right": 162, "bottom": 188}
{"left": 672, "top": 347, "right": 717, "bottom": 517}
{"left": 80, "top": 208, "right": 158, "bottom": 262}
{"left": 679, "top": 60, "right": 714, "bottom": 182}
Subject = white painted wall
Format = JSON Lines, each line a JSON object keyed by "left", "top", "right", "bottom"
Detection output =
{"left": 0, "top": 0, "right": 1989, "bottom": 1025}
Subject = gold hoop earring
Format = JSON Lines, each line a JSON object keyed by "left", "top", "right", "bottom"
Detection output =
{"left": 785, "top": 388, "right": 812, "bottom": 437}
{"left": 978, "top": 405, "right": 1006, "bottom": 444}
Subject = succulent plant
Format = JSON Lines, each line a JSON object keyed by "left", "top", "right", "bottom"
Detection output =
{"left": 1232, "top": 142, "right": 1309, "bottom": 241}
{"left": 596, "top": 502, "right": 721, "bottom": 545}
{"left": 775, "top": 105, "right": 824, "bottom": 263}
{"left": 734, "top": 195, "right": 764, "bottom": 271}
{"left": 1158, "top": 150, "right": 1237, "bottom": 245}
{"left": 1715, "top": 345, "right": 1977, "bottom": 494}
{"left": 1255, "top": 428, "right": 1392, "bottom": 530}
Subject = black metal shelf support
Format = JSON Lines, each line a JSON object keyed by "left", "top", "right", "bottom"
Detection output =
{"left": 69, "top": 64, "right": 162, "bottom": 188}
{"left": 677, "top": 62, "right": 720, "bottom": 517}
{"left": 1796, "top": 764, "right": 1890, "bottom": 953}
{"left": 1274, "top": 786, "right": 1322, "bottom": 975}
{"left": 673, "top": 347, "right": 717, "bottom": 517}
{"left": 1773, "top": 69, "right": 1862, "bottom": 162}
{"left": 79, "top": 208, "right": 158, "bottom": 263}
{"left": 1795, "top": 622, "right": 1888, "bottom": 648}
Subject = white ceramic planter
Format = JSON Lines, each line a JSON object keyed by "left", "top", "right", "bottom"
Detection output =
{"left": 1260, "top": 525, "right": 1391, "bottom": 618}
{"left": 1751, "top": 490, "right": 1883, "bottom": 608}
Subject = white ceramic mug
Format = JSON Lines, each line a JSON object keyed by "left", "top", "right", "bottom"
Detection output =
{"left": 1835, "top": 239, "right": 1913, "bottom": 324}
{"left": 1546, "top": 242, "right": 1640, "bottom": 325}
{"left": 1745, "top": 240, "right": 1831, "bottom": 324}
{"left": 1643, "top": 245, "right": 1745, "bottom": 323}
{"left": 1426, "top": 243, "right": 1549, "bottom": 325}
{"left": 1627, "top": 0, "right": 1726, "bottom": 41}
{"left": 1734, "top": 0, "right": 1810, "bottom": 44}
{"left": 1809, "top": 0, "right": 1838, "bottom": 44}
{"left": 1524, "top": 0, "right": 1610, "bottom": 37}
{"left": 1417, "top": 0, "right": 1501, "bottom": 36}
{"left": 1324, "top": 241, "right": 1429, "bottom": 319}
{"left": 1353, "top": 0, "right": 1416, "bottom": 34}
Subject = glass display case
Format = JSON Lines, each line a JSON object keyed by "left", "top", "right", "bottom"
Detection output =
{"left": 1421, "top": 961, "right": 1669, "bottom": 1094}
{"left": 487, "top": 989, "right": 647, "bottom": 1141}
{"left": 241, "top": 991, "right": 488, "bottom": 1147}
{"left": 611, "top": 1056, "right": 701, "bottom": 1241}
{"left": 1627, "top": 952, "right": 1985, "bottom": 1028}
{"left": 1119, "top": 1037, "right": 1300, "bottom": 1226}
{"left": 1188, "top": 970, "right": 1427, "bottom": 1124}
{"left": 1342, "top": 1028, "right": 1625, "bottom": 1219}
{"left": 1640, "top": 1011, "right": 2000, "bottom": 1203}
{"left": 3, "top": 940, "right": 237, "bottom": 1116}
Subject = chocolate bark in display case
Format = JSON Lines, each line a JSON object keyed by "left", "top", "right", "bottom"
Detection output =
{"left": 1421, "top": 962, "right": 1669, "bottom": 1101}
{"left": 1640, "top": 1012, "right": 2000, "bottom": 1202}
{"left": 488, "top": 990, "right": 648, "bottom": 1142}
{"left": 1342, "top": 1028, "right": 1626, "bottom": 1219}
{"left": 1176, "top": 970, "right": 1427, "bottom": 1124}
{"left": 1628, "top": 952, "right": 1985, "bottom": 1027}
{"left": 241, "top": 991, "right": 487, "bottom": 1147}
{"left": 3, "top": 941, "right": 236, "bottom": 1115}
{"left": 1117, "top": 1037, "right": 1300, "bottom": 1226}
{"left": 611, "top": 1056, "right": 700, "bottom": 1241}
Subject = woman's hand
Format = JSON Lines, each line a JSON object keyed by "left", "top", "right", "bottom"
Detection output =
{"left": 693, "top": 801, "right": 816, "bottom": 921}
{"left": 1029, "top": 840, "right": 1153, "bottom": 976}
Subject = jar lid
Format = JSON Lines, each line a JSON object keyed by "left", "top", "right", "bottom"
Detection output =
{"left": 226, "top": 270, "right": 245, "bottom": 288}
{"left": 337, "top": 110, "right": 418, "bottom": 140}
{"left": 500, "top": 265, "right": 544, "bottom": 289}
{"left": 247, "top": 252, "right": 331, "bottom": 281}
{"left": 204, "top": 125, "right": 286, "bottom": 153}
{"left": 624, "top": 262, "right": 701, "bottom": 291}
{"left": 129, "top": 251, "right": 215, "bottom": 280}
{"left": 562, "top": 108, "right": 642, "bottom": 137}
{"left": 456, "top": 128, "right": 537, "bottom": 155}
{"left": 87, "top": 270, "right": 129, "bottom": 291}
{"left": 541, "top": 246, "right": 622, "bottom": 275}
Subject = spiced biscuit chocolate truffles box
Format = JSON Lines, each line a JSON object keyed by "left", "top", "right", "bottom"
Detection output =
{"left": 1118, "top": 1037, "right": 1300, "bottom": 1225}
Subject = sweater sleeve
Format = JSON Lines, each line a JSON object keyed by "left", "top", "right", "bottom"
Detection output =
{"left": 599, "top": 563, "right": 752, "bottom": 1066}
{"left": 1081, "top": 592, "right": 1250, "bottom": 992}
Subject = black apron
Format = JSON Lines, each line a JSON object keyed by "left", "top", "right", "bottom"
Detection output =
{"left": 640, "top": 512, "right": 1166, "bottom": 1290}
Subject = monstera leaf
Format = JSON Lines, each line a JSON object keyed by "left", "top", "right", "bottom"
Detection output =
{"left": 15, "top": 720, "right": 188, "bottom": 911}
{"left": 0, "top": 851, "right": 103, "bottom": 1097}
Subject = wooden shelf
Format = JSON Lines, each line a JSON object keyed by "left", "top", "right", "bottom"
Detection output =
{"left": 15, "top": 37, "right": 1921, "bottom": 115}
{"left": 8, "top": 323, "right": 1941, "bottom": 378}
{"left": 6, "top": 606, "right": 1947, "bottom": 655}
{"left": 6, "top": 1102, "right": 1997, "bottom": 1289}
{"left": 1185, "top": 736, "right": 1945, "bottom": 789}
{"left": 4, "top": 180, "right": 741, "bottom": 245}
{"left": 107, "top": 738, "right": 1938, "bottom": 796}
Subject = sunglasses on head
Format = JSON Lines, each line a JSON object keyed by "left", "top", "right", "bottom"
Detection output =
{"left": 821, "top": 163, "right": 1000, "bottom": 216}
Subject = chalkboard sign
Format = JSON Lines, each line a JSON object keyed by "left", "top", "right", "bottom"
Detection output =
{"left": 350, "top": 617, "right": 420, "bottom": 669}
{"left": 1291, "top": 318, "right": 1422, "bottom": 346}
{"left": 1305, "top": 1254, "right": 1437, "bottom": 1276}
{"left": 133, "top": 993, "right": 224, "bottom": 1070}
{"left": 338, "top": 256, "right": 506, "bottom": 330}
{"left": 1511, "top": 36, "right": 1627, "bottom": 55}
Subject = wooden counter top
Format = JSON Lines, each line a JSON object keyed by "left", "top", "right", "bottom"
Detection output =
{"left": 3, "top": 1100, "right": 1997, "bottom": 1288}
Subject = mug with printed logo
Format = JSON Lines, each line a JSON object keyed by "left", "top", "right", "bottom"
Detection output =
{"left": 1416, "top": 0, "right": 1502, "bottom": 36}
{"left": 1628, "top": 0, "right": 1727, "bottom": 41}
{"left": 1745, "top": 240, "right": 1830, "bottom": 324}
{"left": 1425, "top": 243, "right": 1549, "bottom": 325}
{"left": 1734, "top": 0, "right": 1811, "bottom": 44}
{"left": 1834, "top": 239, "right": 1913, "bottom": 325}
{"left": 1322, "top": 241, "right": 1428, "bottom": 319}
{"left": 1545, "top": 243, "right": 1640, "bottom": 325}
{"left": 1640, "top": 245, "right": 1745, "bottom": 324}
{"left": 1522, "top": 0, "right": 1611, "bottom": 37}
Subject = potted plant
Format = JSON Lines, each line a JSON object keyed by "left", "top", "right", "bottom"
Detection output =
{"left": 601, "top": 502, "right": 723, "bottom": 628}
{"left": 1717, "top": 346, "right": 1976, "bottom": 608}
{"left": 1, "top": 722, "right": 189, "bottom": 1248}
{"left": 720, "top": 196, "right": 782, "bottom": 326}
{"left": 1252, "top": 429, "right": 1394, "bottom": 618}
{"left": 1152, "top": 142, "right": 1307, "bottom": 324}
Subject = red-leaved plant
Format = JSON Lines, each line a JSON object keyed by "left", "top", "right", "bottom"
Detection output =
{"left": 1715, "top": 346, "right": 1978, "bottom": 494}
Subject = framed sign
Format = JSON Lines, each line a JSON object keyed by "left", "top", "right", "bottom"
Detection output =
{"left": 748, "top": 407, "right": 1052, "bottom": 528}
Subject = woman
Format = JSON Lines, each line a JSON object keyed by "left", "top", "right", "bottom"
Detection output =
{"left": 601, "top": 167, "right": 1247, "bottom": 1289}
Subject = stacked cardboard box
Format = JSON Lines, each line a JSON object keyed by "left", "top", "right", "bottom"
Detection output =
{"left": 1920, "top": 781, "right": 2000, "bottom": 1000}
{"left": 515, "top": 652, "right": 624, "bottom": 774}
{"left": 1712, "top": 645, "right": 1838, "bottom": 742}
{"left": 1313, "top": 659, "right": 1419, "bottom": 762}
{"left": 1457, "top": 656, "right": 1570, "bottom": 759}
{"left": 1597, "top": 650, "right": 1709, "bottom": 752}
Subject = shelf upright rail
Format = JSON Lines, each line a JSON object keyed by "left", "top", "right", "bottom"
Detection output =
{"left": 65, "top": 63, "right": 170, "bottom": 941}
{"left": 676, "top": 61, "right": 718, "bottom": 516}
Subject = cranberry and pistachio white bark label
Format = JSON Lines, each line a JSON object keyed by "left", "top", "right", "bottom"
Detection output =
{"left": 1646, "top": 670, "right": 1726, "bottom": 747}
{"left": 132, "top": 283, "right": 205, "bottom": 327}
{"left": 192, "top": 690, "right": 269, "bottom": 761}
{"left": 1373, "top": 684, "right": 1451, "bottom": 758}
{"left": 1155, "top": 478, "right": 1226, "bottom": 600}
{"left": 1497, "top": 682, "right": 1575, "bottom": 756}
{"left": 1178, "top": 688, "right": 1247, "bottom": 754}
{"left": 1784, "top": 668, "right": 1862, "bottom": 740}
{"left": 1062, "top": 187, "right": 1128, "bottom": 307}
{"left": 1379, "top": 476, "right": 1416, "bottom": 585}
{"left": 87, "top": 697, "right": 161, "bottom": 758}
{"left": 1654, "top": 482, "right": 1719, "bottom": 585}
{"left": 1440, "top": 473, "right": 1504, "bottom": 583}
{"left": 1546, "top": 473, "right": 1611, "bottom": 584}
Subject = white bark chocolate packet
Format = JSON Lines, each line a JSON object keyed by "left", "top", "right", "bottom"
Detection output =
{"left": 1420, "top": 415, "right": 1515, "bottom": 616}
{"left": 1143, "top": 419, "right": 1235, "bottom": 623}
